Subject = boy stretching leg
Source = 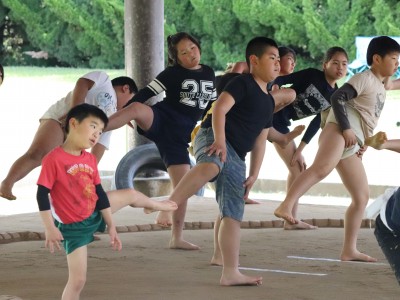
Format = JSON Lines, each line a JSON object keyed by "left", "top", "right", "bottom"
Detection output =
{"left": 167, "top": 37, "right": 280, "bottom": 286}
{"left": 37, "top": 104, "right": 175, "bottom": 299}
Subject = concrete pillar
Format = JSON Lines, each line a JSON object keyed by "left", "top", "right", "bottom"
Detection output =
{"left": 124, "top": 0, "right": 164, "bottom": 149}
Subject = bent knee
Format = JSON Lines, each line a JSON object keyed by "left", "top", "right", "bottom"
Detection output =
{"left": 309, "top": 165, "right": 331, "bottom": 180}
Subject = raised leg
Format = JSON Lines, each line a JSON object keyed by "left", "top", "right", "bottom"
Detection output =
{"left": 168, "top": 162, "right": 219, "bottom": 250}
{"left": 107, "top": 189, "right": 177, "bottom": 214}
{"left": 274, "top": 123, "right": 345, "bottom": 224}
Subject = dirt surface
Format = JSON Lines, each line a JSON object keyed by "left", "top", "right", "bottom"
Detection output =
{"left": 0, "top": 197, "right": 398, "bottom": 299}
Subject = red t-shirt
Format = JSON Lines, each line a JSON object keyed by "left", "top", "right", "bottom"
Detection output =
{"left": 37, "top": 147, "right": 101, "bottom": 224}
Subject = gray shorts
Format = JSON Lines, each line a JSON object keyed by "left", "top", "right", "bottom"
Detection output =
{"left": 194, "top": 127, "right": 246, "bottom": 221}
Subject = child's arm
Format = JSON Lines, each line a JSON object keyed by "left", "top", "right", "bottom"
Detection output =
{"left": 37, "top": 185, "right": 64, "bottom": 253}
{"left": 245, "top": 128, "right": 269, "bottom": 199}
{"left": 100, "top": 207, "right": 122, "bottom": 251}
{"left": 330, "top": 83, "right": 358, "bottom": 148}
{"left": 208, "top": 92, "right": 235, "bottom": 162}
{"left": 384, "top": 78, "right": 400, "bottom": 90}
{"left": 96, "top": 184, "right": 122, "bottom": 251}
{"left": 290, "top": 141, "right": 307, "bottom": 171}
{"left": 381, "top": 139, "right": 400, "bottom": 152}
{"left": 71, "top": 77, "right": 95, "bottom": 107}
{"left": 289, "top": 114, "right": 322, "bottom": 171}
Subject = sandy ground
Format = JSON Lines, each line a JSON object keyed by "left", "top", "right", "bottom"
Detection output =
{"left": 0, "top": 197, "right": 399, "bottom": 300}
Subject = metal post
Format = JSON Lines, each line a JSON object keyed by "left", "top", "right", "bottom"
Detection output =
{"left": 124, "top": 0, "right": 164, "bottom": 149}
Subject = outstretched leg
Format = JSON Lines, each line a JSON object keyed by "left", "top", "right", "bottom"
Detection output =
{"left": 167, "top": 164, "right": 201, "bottom": 250}
{"left": 273, "top": 140, "right": 315, "bottom": 229}
{"left": 274, "top": 123, "right": 345, "bottom": 224}
{"left": 1, "top": 120, "right": 64, "bottom": 200}
{"left": 336, "top": 155, "right": 377, "bottom": 262}
{"left": 168, "top": 162, "right": 220, "bottom": 250}
{"left": 107, "top": 189, "right": 177, "bottom": 214}
{"left": 270, "top": 125, "right": 306, "bottom": 149}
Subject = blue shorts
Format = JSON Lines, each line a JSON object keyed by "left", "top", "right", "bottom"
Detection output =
{"left": 194, "top": 127, "right": 246, "bottom": 221}
{"left": 137, "top": 103, "right": 193, "bottom": 167}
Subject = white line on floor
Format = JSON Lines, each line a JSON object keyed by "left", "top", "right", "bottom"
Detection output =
{"left": 239, "top": 266, "right": 327, "bottom": 276}
{"left": 287, "top": 255, "right": 388, "bottom": 266}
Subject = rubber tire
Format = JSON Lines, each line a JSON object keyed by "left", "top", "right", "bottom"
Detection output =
{"left": 114, "top": 143, "right": 205, "bottom": 196}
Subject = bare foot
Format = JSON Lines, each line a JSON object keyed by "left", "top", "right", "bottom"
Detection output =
{"left": 341, "top": 251, "right": 377, "bottom": 262}
{"left": 276, "top": 125, "right": 306, "bottom": 149}
{"left": 143, "top": 199, "right": 178, "bottom": 214}
{"left": 284, "top": 220, "right": 317, "bottom": 230}
{"left": 274, "top": 204, "right": 298, "bottom": 224}
{"left": 169, "top": 238, "right": 200, "bottom": 250}
{"left": 364, "top": 131, "right": 387, "bottom": 150}
{"left": 210, "top": 254, "right": 223, "bottom": 266}
{"left": 220, "top": 270, "right": 262, "bottom": 286}
{"left": 244, "top": 198, "right": 261, "bottom": 204}
{"left": 0, "top": 182, "right": 17, "bottom": 200}
{"left": 155, "top": 211, "right": 172, "bottom": 227}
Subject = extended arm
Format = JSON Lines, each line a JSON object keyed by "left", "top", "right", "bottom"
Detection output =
{"left": 384, "top": 78, "right": 400, "bottom": 90}
{"left": 37, "top": 185, "right": 63, "bottom": 253}
{"left": 96, "top": 184, "right": 122, "bottom": 251}
{"left": 70, "top": 77, "right": 95, "bottom": 107}
{"left": 245, "top": 128, "right": 269, "bottom": 199}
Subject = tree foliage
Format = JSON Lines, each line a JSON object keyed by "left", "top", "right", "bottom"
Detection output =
{"left": 1, "top": 0, "right": 400, "bottom": 69}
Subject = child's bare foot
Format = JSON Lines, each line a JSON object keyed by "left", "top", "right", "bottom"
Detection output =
{"left": 211, "top": 254, "right": 223, "bottom": 266}
{"left": 143, "top": 199, "right": 178, "bottom": 214}
{"left": 155, "top": 211, "right": 173, "bottom": 227}
{"left": 220, "top": 270, "right": 262, "bottom": 286}
{"left": 340, "top": 251, "right": 377, "bottom": 262}
{"left": 276, "top": 125, "right": 306, "bottom": 149}
{"left": 169, "top": 238, "right": 200, "bottom": 250}
{"left": 0, "top": 182, "right": 17, "bottom": 200}
{"left": 364, "top": 131, "right": 387, "bottom": 150}
{"left": 274, "top": 204, "right": 298, "bottom": 224}
{"left": 284, "top": 220, "right": 317, "bottom": 230}
{"left": 244, "top": 198, "right": 261, "bottom": 204}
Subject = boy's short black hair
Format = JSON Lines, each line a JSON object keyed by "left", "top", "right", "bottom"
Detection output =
{"left": 65, "top": 103, "right": 108, "bottom": 134}
{"left": 245, "top": 37, "right": 278, "bottom": 68}
{"left": 0, "top": 63, "right": 4, "bottom": 86}
{"left": 366, "top": 36, "right": 400, "bottom": 66}
{"left": 111, "top": 76, "right": 138, "bottom": 94}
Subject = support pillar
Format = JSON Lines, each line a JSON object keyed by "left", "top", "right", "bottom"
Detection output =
{"left": 124, "top": 0, "right": 164, "bottom": 149}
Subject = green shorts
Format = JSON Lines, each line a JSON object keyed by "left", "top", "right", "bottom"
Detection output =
{"left": 55, "top": 211, "right": 106, "bottom": 255}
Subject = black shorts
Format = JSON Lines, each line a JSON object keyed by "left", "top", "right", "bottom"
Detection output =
{"left": 272, "top": 106, "right": 292, "bottom": 134}
{"left": 137, "top": 103, "right": 194, "bottom": 167}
